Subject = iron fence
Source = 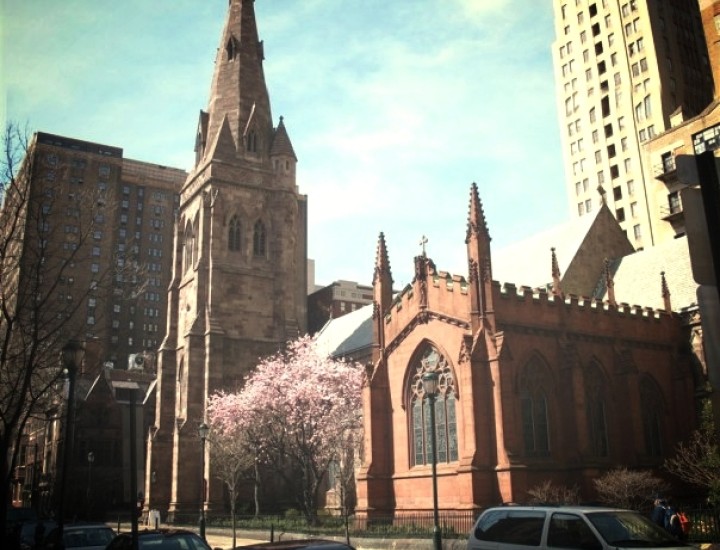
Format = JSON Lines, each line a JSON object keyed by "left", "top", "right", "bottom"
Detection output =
{"left": 129, "top": 506, "right": 720, "bottom": 543}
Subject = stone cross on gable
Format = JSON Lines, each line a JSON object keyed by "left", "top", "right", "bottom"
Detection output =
{"left": 420, "top": 235, "right": 428, "bottom": 257}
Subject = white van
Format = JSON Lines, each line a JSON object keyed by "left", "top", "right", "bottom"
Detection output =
{"left": 467, "top": 506, "right": 693, "bottom": 550}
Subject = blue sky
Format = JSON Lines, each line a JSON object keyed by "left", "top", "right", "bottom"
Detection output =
{"left": 2, "top": 0, "right": 568, "bottom": 288}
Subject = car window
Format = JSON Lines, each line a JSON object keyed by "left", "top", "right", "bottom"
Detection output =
{"left": 474, "top": 510, "right": 546, "bottom": 546}
{"left": 64, "top": 527, "right": 115, "bottom": 547}
{"left": 586, "top": 511, "right": 678, "bottom": 546}
{"left": 548, "top": 513, "right": 602, "bottom": 550}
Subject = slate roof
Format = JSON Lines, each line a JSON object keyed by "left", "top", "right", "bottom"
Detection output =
{"left": 314, "top": 303, "right": 373, "bottom": 359}
{"left": 492, "top": 209, "right": 600, "bottom": 288}
{"left": 599, "top": 235, "right": 698, "bottom": 311}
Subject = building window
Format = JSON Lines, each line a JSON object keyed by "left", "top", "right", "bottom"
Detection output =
{"left": 228, "top": 216, "right": 240, "bottom": 252}
{"left": 519, "top": 356, "right": 551, "bottom": 456}
{"left": 639, "top": 377, "right": 663, "bottom": 457}
{"left": 585, "top": 362, "right": 609, "bottom": 457}
{"left": 613, "top": 186, "right": 622, "bottom": 201}
{"left": 409, "top": 345, "right": 458, "bottom": 466}
{"left": 616, "top": 207, "right": 625, "bottom": 222}
{"left": 253, "top": 220, "right": 267, "bottom": 257}
{"left": 633, "top": 224, "right": 642, "bottom": 240}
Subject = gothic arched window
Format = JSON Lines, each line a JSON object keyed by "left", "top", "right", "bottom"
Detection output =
{"left": 519, "top": 356, "right": 551, "bottom": 456}
{"left": 247, "top": 130, "right": 258, "bottom": 153}
{"left": 639, "top": 376, "right": 664, "bottom": 457}
{"left": 228, "top": 215, "right": 241, "bottom": 252}
{"left": 253, "top": 220, "right": 266, "bottom": 257}
{"left": 584, "top": 361, "right": 609, "bottom": 457}
{"left": 409, "top": 345, "right": 458, "bottom": 466}
{"left": 183, "top": 222, "right": 194, "bottom": 273}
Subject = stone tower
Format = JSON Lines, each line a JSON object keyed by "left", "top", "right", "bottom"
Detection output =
{"left": 146, "top": 0, "right": 307, "bottom": 518}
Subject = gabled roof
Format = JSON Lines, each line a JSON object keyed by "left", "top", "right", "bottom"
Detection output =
{"left": 492, "top": 207, "right": 601, "bottom": 288}
{"left": 598, "top": 235, "right": 697, "bottom": 311}
{"left": 314, "top": 303, "right": 373, "bottom": 359}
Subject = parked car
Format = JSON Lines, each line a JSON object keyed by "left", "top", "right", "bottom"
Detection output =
{"left": 18, "top": 519, "right": 57, "bottom": 550}
{"left": 467, "top": 505, "right": 694, "bottom": 550}
{"left": 233, "top": 540, "right": 355, "bottom": 550}
{"left": 44, "top": 522, "right": 116, "bottom": 550}
{"left": 105, "top": 529, "right": 211, "bottom": 550}
{"left": 6, "top": 507, "right": 38, "bottom": 539}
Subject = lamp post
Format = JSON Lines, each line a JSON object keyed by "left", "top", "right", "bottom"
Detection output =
{"left": 198, "top": 422, "right": 209, "bottom": 541}
{"left": 58, "top": 339, "right": 85, "bottom": 542}
{"left": 422, "top": 371, "right": 442, "bottom": 550}
{"left": 86, "top": 451, "right": 94, "bottom": 518}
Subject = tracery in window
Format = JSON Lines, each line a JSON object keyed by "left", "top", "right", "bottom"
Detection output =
{"left": 229, "top": 215, "right": 241, "bottom": 252}
{"left": 584, "top": 361, "right": 609, "bottom": 457}
{"left": 519, "top": 356, "right": 551, "bottom": 455}
{"left": 253, "top": 220, "right": 266, "bottom": 257}
{"left": 409, "top": 345, "right": 458, "bottom": 466}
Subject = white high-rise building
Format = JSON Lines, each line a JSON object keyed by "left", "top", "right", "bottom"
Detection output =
{"left": 552, "top": 0, "right": 713, "bottom": 249}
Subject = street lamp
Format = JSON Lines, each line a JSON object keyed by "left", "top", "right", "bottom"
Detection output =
{"left": 86, "top": 451, "right": 95, "bottom": 518}
{"left": 422, "top": 371, "right": 442, "bottom": 550}
{"left": 58, "top": 339, "right": 85, "bottom": 541}
{"left": 198, "top": 422, "right": 210, "bottom": 541}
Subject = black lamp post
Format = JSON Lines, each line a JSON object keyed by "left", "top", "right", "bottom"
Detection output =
{"left": 198, "top": 422, "right": 209, "bottom": 541}
{"left": 86, "top": 451, "right": 94, "bottom": 518}
{"left": 58, "top": 339, "right": 85, "bottom": 541}
{"left": 422, "top": 371, "right": 442, "bottom": 550}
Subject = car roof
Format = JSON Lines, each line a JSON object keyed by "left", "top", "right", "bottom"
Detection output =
{"left": 117, "top": 529, "right": 200, "bottom": 537}
{"left": 233, "top": 539, "right": 354, "bottom": 549}
{"left": 482, "top": 505, "right": 632, "bottom": 514}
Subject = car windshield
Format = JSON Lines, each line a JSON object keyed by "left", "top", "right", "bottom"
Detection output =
{"left": 64, "top": 526, "right": 115, "bottom": 548}
{"left": 139, "top": 533, "right": 210, "bottom": 550}
{"left": 586, "top": 511, "right": 685, "bottom": 547}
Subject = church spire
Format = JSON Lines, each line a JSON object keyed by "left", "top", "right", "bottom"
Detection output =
{"left": 466, "top": 183, "right": 494, "bottom": 333}
{"left": 196, "top": 0, "right": 273, "bottom": 165}
{"left": 661, "top": 271, "right": 672, "bottom": 312}
{"left": 551, "top": 247, "right": 563, "bottom": 298}
{"left": 604, "top": 258, "right": 616, "bottom": 307}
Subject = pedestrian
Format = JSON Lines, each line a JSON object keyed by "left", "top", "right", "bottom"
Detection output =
{"left": 651, "top": 498, "right": 667, "bottom": 528}
{"left": 663, "top": 500, "right": 684, "bottom": 540}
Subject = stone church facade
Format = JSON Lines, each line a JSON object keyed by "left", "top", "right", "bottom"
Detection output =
{"left": 357, "top": 184, "right": 696, "bottom": 516}
{"left": 145, "top": 0, "right": 307, "bottom": 518}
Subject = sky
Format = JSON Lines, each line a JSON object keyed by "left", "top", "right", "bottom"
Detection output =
{"left": 2, "top": 0, "right": 569, "bottom": 288}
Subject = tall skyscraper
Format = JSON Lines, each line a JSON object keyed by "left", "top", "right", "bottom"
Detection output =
{"left": 145, "top": 0, "right": 308, "bottom": 518}
{"left": 3, "top": 131, "right": 184, "bottom": 372}
{"left": 552, "top": 0, "right": 713, "bottom": 249}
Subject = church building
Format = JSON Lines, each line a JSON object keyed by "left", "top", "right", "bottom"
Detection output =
{"left": 356, "top": 183, "right": 696, "bottom": 517}
{"left": 145, "top": 0, "right": 308, "bottom": 519}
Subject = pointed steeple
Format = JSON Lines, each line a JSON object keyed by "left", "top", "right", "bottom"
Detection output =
{"left": 197, "top": 0, "right": 273, "bottom": 166}
{"left": 373, "top": 232, "right": 393, "bottom": 358}
{"left": 270, "top": 116, "right": 297, "bottom": 160}
{"left": 604, "top": 258, "right": 616, "bottom": 307}
{"left": 373, "top": 232, "right": 393, "bottom": 309}
{"left": 466, "top": 183, "right": 494, "bottom": 333}
{"left": 661, "top": 271, "right": 672, "bottom": 312}
{"left": 466, "top": 182, "right": 491, "bottom": 244}
{"left": 551, "top": 247, "right": 563, "bottom": 298}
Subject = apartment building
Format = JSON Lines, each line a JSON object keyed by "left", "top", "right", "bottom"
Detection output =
{"left": 552, "top": 0, "right": 713, "bottom": 249}
{"left": 14, "top": 132, "right": 185, "bottom": 371}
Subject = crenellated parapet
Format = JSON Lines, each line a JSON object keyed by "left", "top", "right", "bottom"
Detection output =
{"left": 495, "top": 280, "right": 680, "bottom": 343}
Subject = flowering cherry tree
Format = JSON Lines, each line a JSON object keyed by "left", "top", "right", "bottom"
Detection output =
{"left": 207, "top": 336, "right": 364, "bottom": 523}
